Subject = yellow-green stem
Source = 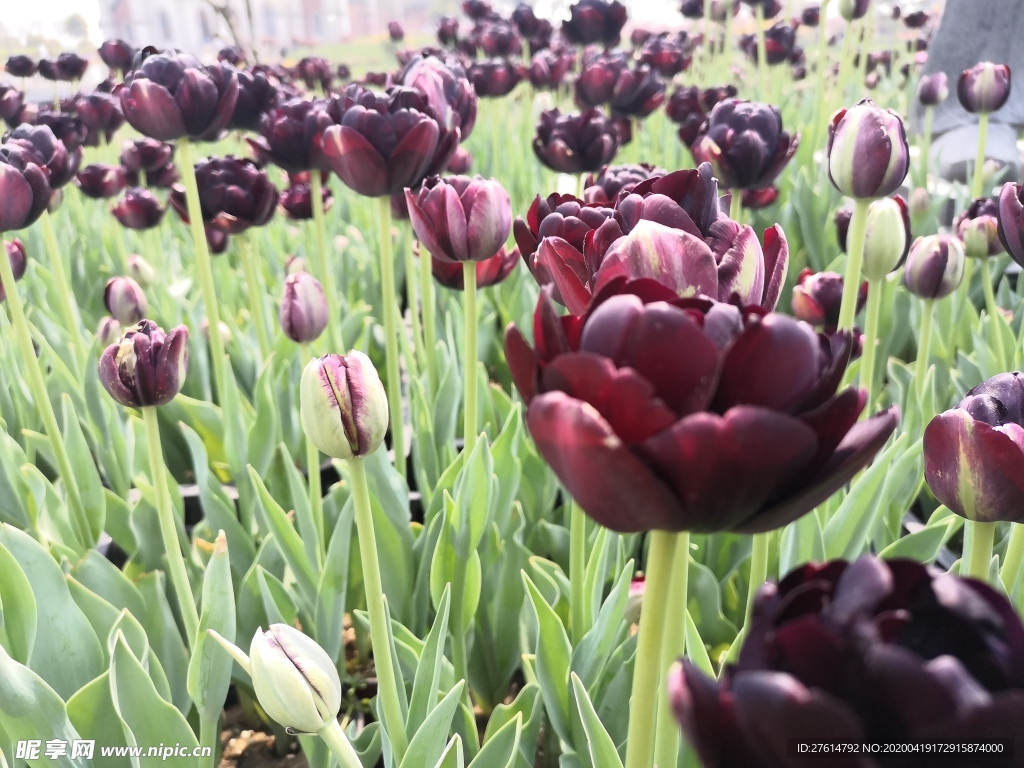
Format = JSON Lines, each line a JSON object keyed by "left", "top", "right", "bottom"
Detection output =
{"left": 318, "top": 720, "right": 363, "bottom": 768}
{"left": 40, "top": 211, "right": 86, "bottom": 366}
{"left": 915, "top": 299, "right": 934, "bottom": 402}
{"left": 463, "top": 262, "right": 478, "bottom": 456}
{"left": 860, "top": 277, "right": 884, "bottom": 414}
{"left": 302, "top": 343, "right": 325, "bottom": 565}
{"left": 921, "top": 107, "right": 934, "bottom": 190}
{"left": 199, "top": 718, "right": 218, "bottom": 768}
{"left": 980, "top": 256, "right": 1007, "bottom": 367}
{"left": 311, "top": 173, "right": 343, "bottom": 352}
{"left": 754, "top": 4, "right": 768, "bottom": 98}
{"left": 450, "top": 552, "right": 470, "bottom": 689}
{"left": 569, "top": 501, "right": 588, "bottom": 646}
{"left": 377, "top": 197, "right": 406, "bottom": 479}
{"left": 744, "top": 532, "right": 770, "bottom": 622}
{"left": 838, "top": 199, "right": 870, "bottom": 331}
{"left": 971, "top": 113, "right": 990, "bottom": 200}
{"left": 143, "top": 406, "right": 200, "bottom": 646}
{"left": 1001, "top": 524, "right": 1024, "bottom": 594}
{"left": 624, "top": 531, "right": 678, "bottom": 768}
{"left": 809, "top": 0, "right": 833, "bottom": 157}
{"left": 348, "top": 456, "right": 409, "bottom": 760}
{"left": 419, "top": 244, "right": 438, "bottom": 393}
{"left": 652, "top": 532, "right": 690, "bottom": 768}
{"left": 729, "top": 191, "right": 743, "bottom": 224}
{"left": 239, "top": 234, "right": 270, "bottom": 359}
{"left": 965, "top": 520, "right": 995, "bottom": 581}
{"left": 403, "top": 241, "right": 426, "bottom": 376}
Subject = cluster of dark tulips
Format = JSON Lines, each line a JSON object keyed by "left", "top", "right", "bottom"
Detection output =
{"left": 1, "top": 0, "right": 1024, "bottom": 767}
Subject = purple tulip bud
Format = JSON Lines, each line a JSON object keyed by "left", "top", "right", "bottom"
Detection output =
{"left": 447, "top": 146, "right": 473, "bottom": 174}
{"left": 916, "top": 72, "right": 949, "bottom": 107}
{"left": 279, "top": 271, "right": 328, "bottom": 344}
{"left": 5, "top": 55, "right": 37, "bottom": 79}
{"left": 0, "top": 238, "right": 27, "bottom": 302}
{"left": 533, "top": 107, "right": 621, "bottom": 174}
{"left": 801, "top": 5, "right": 820, "bottom": 26}
{"left": 692, "top": 100, "right": 799, "bottom": 190}
{"left": 438, "top": 16, "right": 460, "bottom": 46}
{"left": 431, "top": 245, "right": 520, "bottom": 290}
{"left": 624, "top": 575, "right": 644, "bottom": 624}
{"left": 388, "top": 21, "right": 404, "bottom": 41}
{"left": 104, "top": 276, "right": 148, "bottom": 325}
{"left": 120, "top": 138, "right": 174, "bottom": 175}
{"left": 862, "top": 195, "right": 911, "bottom": 280}
{"left": 98, "top": 320, "right": 189, "bottom": 408}
{"left": 903, "top": 234, "right": 965, "bottom": 299}
{"left": 997, "top": 182, "right": 1024, "bottom": 267}
{"left": 529, "top": 48, "right": 576, "bottom": 90}
{"left": 73, "top": 92, "right": 125, "bottom": 146}
{"left": 280, "top": 180, "right": 333, "bottom": 220}
{"left": 98, "top": 39, "right": 136, "bottom": 74}
{"left": 96, "top": 316, "right": 122, "bottom": 347}
{"left": 294, "top": 56, "right": 333, "bottom": 92}
{"left": 838, "top": 0, "right": 870, "bottom": 21}
{"left": 6, "top": 123, "right": 80, "bottom": 189}
{"left": 217, "top": 46, "right": 247, "bottom": 67}
{"left": 406, "top": 175, "right": 512, "bottom": 264}
{"left": 909, "top": 187, "right": 931, "bottom": 218}
{"left": 792, "top": 268, "right": 867, "bottom": 327}
{"left": 827, "top": 99, "right": 909, "bottom": 200}
{"left": 562, "top": 0, "right": 628, "bottom": 47}
{"left": 400, "top": 55, "right": 478, "bottom": 141}
{"left": 111, "top": 187, "right": 165, "bottom": 230}
{"left": 127, "top": 254, "right": 158, "bottom": 287}
{"left": 955, "top": 197, "right": 1003, "bottom": 258}
{"left": 468, "top": 59, "right": 526, "bottom": 98}
{"left": 903, "top": 10, "right": 929, "bottom": 28}
{"left": 957, "top": 62, "right": 1011, "bottom": 114}
{"left": 229, "top": 69, "right": 280, "bottom": 132}
{"left": 583, "top": 162, "right": 665, "bottom": 204}
{"left": 169, "top": 156, "right": 277, "bottom": 233}
{"left": 300, "top": 352, "right": 389, "bottom": 460}
{"left": 76, "top": 163, "right": 127, "bottom": 199}
{"left": 0, "top": 84, "right": 24, "bottom": 125}
{"left": 0, "top": 144, "right": 52, "bottom": 232}
{"left": 206, "top": 225, "right": 229, "bottom": 255}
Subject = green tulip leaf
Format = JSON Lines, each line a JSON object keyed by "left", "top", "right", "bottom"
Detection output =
{"left": 398, "top": 680, "right": 465, "bottom": 768}
{"left": 187, "top": 532, "right": 236, "bottom": 725}
{"left": 571, "top": 673, "right": 623, "bottom": 768}
{"left": 467, "top": 712, "right": 521, "bottom": 768}
{"left": 521, "top": 572, "right": 571, "bottom": 744}
{"left": 433, "top": 735, "right": 464, "bottom": 768}
{"left": 407, "top": 585, "right": 452, "bottom": 739}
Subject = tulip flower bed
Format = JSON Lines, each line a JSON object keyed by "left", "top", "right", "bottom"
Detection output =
{"left": 2, "top": 1, "right": 1024, "bottom": 767}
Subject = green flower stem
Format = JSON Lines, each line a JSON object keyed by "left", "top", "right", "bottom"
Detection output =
{"left": 318, "top": 720, "right": 363, "bottom": 768}
{"left": 809, "top": 0, "right": 832, "bottom": 157}
{"left": 40, "top": 211, "right": 86, "bottom": 366}
{"left": 0, "top": 238, "right": 89, "bottom": 545}
{"left": 624, "top": 531, "right": 678, "bottom": 768}
{"left": 744, "top": 532, "right": 770, "bottom": 622}
{"left": 114, "top": 223, "right": 131, "bottom": 275}
{"left": 378, "top": 197, "right": 407, "bottom": 480}
{"left": 980, "top": 256, "right": 1007, "bottom": 368}
{"left": 450, "top": 551, "right": 470, "bottom": 690}
{"left": 837, "top": 199, "right": 870, "bottom": 332}
{"left": 965, "top": 520, "right": 995, "bottom": 581}
{"left": 348, "top": 456, "right": 409, "bottom": 761}
{"left": 729, "top": 191, "right": 743, "bottom": 225}
{"left": 178, "top": 138, "right": 227, "bottom": 401}
{"left": 199, "top": 718, "right": 218, "bottom": 768}
{"left": 652, "top": 532, "right": 691, "bottom": 768}
{"left": 971, "top": 113, "right": 990, "bottom": 200}
{"left": 239, "top": 233, "right": 271, "bottom": 360}
{"left": 463, "top": 262, "right": 478, "bottom": 457}
{"left": 419, "top": 243, "right": 438, "bottom": 393}
{"left": 569, "top": 500, "right": 588, "bottom": 646}
{"left": 754, "top": 4, "right": 769, "bottom": 97}
{"left": 302, "top": 343, "right": 325, "bottom": 566}
{"left": 1000, "top": 524, "right": 1024, "bottom": 593}
{"left": 915, "top": 299, "right": 935, "bottom": 402}
{"left": 144, "top": 227, "right": 162, "bottom": 275}
{"left": 921, "top": 107, "right": 934, "bottom": 189}
{"left": 311, "top": 173, "right": 343, "bottom": 352}
{"left": 860, "top": 277, "right": 884, "bottom": 414}
{"left": 142, "top": 406, "right": 200, "bottom": 647}
{"left": 403, "top": 241, "right": 426, "bottom": 377}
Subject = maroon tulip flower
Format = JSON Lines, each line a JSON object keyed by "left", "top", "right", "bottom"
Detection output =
{"left": 40, "top": 53, "right": 87, "bottom": 82}
{"left": 608, "top": 66, "right": 666, "bottom": 119}
{"left": 468, "top": 59, "right": 526, "bottom": 97}
{"left": 903, "top": 9, "right": 929, "bottom": 27}
{"left": 925, "top": 372, "right": 1024, "bottom": 523}
{"left": 438, "top": 16, "right": 460, "bottom": 46}
{"left": 957, "top": 62, "right": 1012, "bottom": 114}
{"left": 692, "top": 99, "right": 799, "bottom": 190}
{"left": 562, "top": 0, "right": 629, "bottom": 48}
{"left": 791, "top": 268, "right": 866, "bottom": 327}
{"left": 229, "top": 69, "right": 280, "bottom": 132}
{"left": 280, "top": 271, "right": 329, "bottom": 343}
{"left": 530, "top": 48, "right": 576, "bottom": 90}
{"left": 111, "top": 186, "right": 165, "bottom": 230}
{"left": 903, "top": 234, "right": 965, "bottom": 300}
{"left": 431, "top": 245, "right": 519, "bottom": 289}
{"left": 218, "top": 46, "right": 247, "bottom": 67}
{"left": 672, "top": 555, "right": 1024, "bottom": 767}
{"left": 73, "top": 92, "right": 125, "bottom": 146}
{"left": 206, "top": 225, "right": 229, "bottom": 255}
{"left": 583, "top": 162, "right": 666, "bottom": 204}
{"left": 463, "top": 0, "right": 495, "bottom": 21}
{"left": 955, "top": 197, "right": 1003, "bottom": 258}
{"left": 98, "top": 320, "right": 189, "bottom": 408}
{"left": 533, "top": 107, "right": 621, "bottom": 174}
{"left": 280, "top": 181, "right": 333, "bottom": 220}
{"left": 294, "top": 56, "right": 333, "bottom": 92}
{"left": 666, "top": 85, "right": 738, "bottom": 147}
{"left": 120, "top": 137, "right": 174, "bottom": 177}
{"left": 827, "top": 99, "right": 909, "bottom": 200}
{"left": 917, "top": 71, "right": 949, "bottom": 107}
{"left": 5, "top": 55, "right": 36, "bottom": 79}
{"left": 479, "top": 20, "right": 523, "bottom": 58}
{"left": 406, "top": 175, "right": 512, "bottom": 264}
{"left": 169, "top": 156, "right": 277, "bottom": 233}
{"left": 0, "top": 238, "right": 27, "bottom": 302}
{"left": 742, "top": 22, "right": 798, "bottom": 65}
{"left": 119, "top": 47, "right": 239, "bottom": 142}
{"left": 104, "top": 275, "right": 148, "bottom": 325}
{"left": 505, "top": 280, "right": 898, "bottom": 532}
{"left": 99, "top": 39, "right": 136, "bottom": 74}
{"left": 679, "top": 0, "right": 705, "bottom": 17}
{"left": 801, "top": 4, "right": 820, "bottom": 25}
{"left": 33, "top": 111, "right": 90, "bottom": 153}
{"left": 639, "top": 33, "right": 691, "bottom": 79}
{"left": 447, "top": 145, "right": 473, "bottom": 174}
{"left": 742, "top": 0, "right": 782, "bottom": 17}
{"left": 0, "top": 144, "right": 51, "bottom": 232}
{"left": 5, "top": 123, "right": 80, "bottom": 189}
{"left": 144, "top": 162, "right": 180, "bottom": 188}
{"left": 741, "top": 186, "right": 778, "bottom": 210}
{"left": 573, "top": 53, "right": 623, "bottom": 108}
{"left": 0, "top": 85, "right": 23, "bottom": 125}
{"left": 997, "top": 182, "right": 1024, "bottom": 267}
{"left": 388, "top": 21, "right": 405, "bottom": 42}
{"left": 400, "top": 55, "right": 478, "bottom": 141}
{"left": 76, "top": 163, "right": 127, "bottom": 199}
{"left": 512, "top": 3, "right": 544, "bottom": 36}
{"left": 249, "top": 98, "right": 335, "bottom": 174}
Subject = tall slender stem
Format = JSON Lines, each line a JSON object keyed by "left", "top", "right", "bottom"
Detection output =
{"left": 652, "top": 532, "right": 690, "bottom": 768}
{"left": 419, "top": 245, "right": 438, "bottom": 393}
{"left": 318, "top": 720, "right": 363, "bottom": 768}
{"left": 450, "top": 553, "right": 470, "bottom": 688}
{"left": 965, "top": 520, "right": 995, "bottom": 581}
{"left": 403, "top": 240, "right": 426, "bottom": 376}
{"left": 915, "top": 299, "right": 934, "bottom": 402}
{"left": 838, "top": 199, "right": 870, "bottom": 331}
{"left": 377, "top": 198, "right": 407, "bottom": 479}
{"left": 569, "top": 501, "right": 588, "bottom": 646}
{"left": 624, "top": 531, "right": 678, "bottom": 768}
{"left": 744, "top": 532, "right": 770, "bottom": 622}
{"left": 348, "top": 456, "right": 409, "bottom": 761}
{"left": 980, "top": 256, "right": 1007, "bottom": 367}
{"left": 1001, "top": 524, "right": 1024, "bottom": 594}
{"left": 310, "top": 173, "right": 343, "bottom": 352}
{"left": 239, "top": 233, "right": 270, "bottom": 359}
{"left": 860, "top": 277, "right": 884, "bottom": 413}
{"left": 199, "top": 718, "right": 218, "bottom": 768}
{"left": 40, "top": 211, "right": 86, "bottom": 366}
{"left": 143, "top": 406, "right": 200, "bottom": 646}
{"left": 921, "top": 107, "right": 934, "bottom": 190}
{"left": 177, "top": 138, "right": 227, "bottom": 402}
{"left": 754, "top": 4, "right": 768, "bottom": 97}
{"left": 0, "top": 238, "right": 89, "bottom": 546}
{"left": 463, "top": 262, "right": 478, "bottom": 456}
{"left": 729, "top": 191, "right": 743, "bottom": 224}
{"left": 302, "top": 343, "right": 325, "bottom": 565}
{"left": 971, "top": 113, "right": 990, "bottom": 200}
{"left": 809, "top": 0, "right": 832, "bottom": 158}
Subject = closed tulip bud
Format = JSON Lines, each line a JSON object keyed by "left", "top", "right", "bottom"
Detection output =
{"left": 201, "top": 317, "right": 232, "bottom": 343}
{"left": 624, "top": 575, "right": 644, "bottom": 624}
{"left": 827, "top": 100, "right": 909, "bottom": 200}
{"left": 838, "top": 0, "right": 870, "bottom": 21}
{"left": 111, "top": 187, "right": 165, "bottom": 230}
{"left": 955, "top": 197, "right": 1003, "bottom": 258}
{"left": 997, "top": 182, "right": 1024, "bottom": 266}
{"left": 468, "top": 59, "right": 526, "bottom": 98}
{"left": 98, "top": 320, "right": 188, "bottom": 408}
{"left": 0, "top": 144, "right": 52, "bottom": 232}
{"left": 957, "top": 62, "right": 1011, "bottom": 114}
{"left": 388, "top": 21, "right": 404, "bottom": 42}
{"left": 791, "top": 268, "right": 866, "bottom": 327}
{"left": 909, "top": 187, "right": 930, "bottom": 219}
{"left": 99, "top": 39, "right": 136, "bottom": 74}
{"left": 279, "top": 272, "right": 328, "bottom": 343}
{"left": 96, "top": 316, "right": 122, "bottom": 346}
{"left": 169, "top": 156, "right": 277, "bottom": 233}
{"left": 280, "top": 181, "right": 332, "bottom": 220}
{"left": 406, "top": 175, "right": 513, "bottom": 263}
{"left": 76, "top": 163, "right": 127, "bottom": 199}
{"left": 0, "top": 238, "right": 27, "bottom": 302}
{"left": 104, "top": 276, "right": 148, "bottom": 325}
{"left": 6, "top": 124, "right": 80, "bottom": 190}
{"left": 862, "top": 195, "right": 910, "bottom": 280}
{"left": 285, "top": 255, "right": 308, "bottom": 274}
{"left": 127, "top": 254, "right": 158, "bottom": 287}
{"left": 801, "top": 5, "right": 820, "bottom": 26}
{"left": 903, "top": 234, "right": 965, "bottom": 299}
{"left": 447, "top": 145, "right": 472, "bottom": 174}
{"left": 916, "top": 72, "right": 949, "bottom": 107}
{"left": 249, "top": 625, "right": 342, "bottom": 734}
{"left": 5, "top": 55, "right": 37, "bottom": 79}
{"left": 561, "top": 0, "right": 628, "bottom": 47}
{"left": 120, "top": 138, "right": 174, "bottom": 175}
{"left": 206, "top": 225, "right": 229, "bottom": 255}
{"left": 300, "top": 353, "right": 389, "bottom": 460}
{"left": 533, "top": 107, "right": 620, "bottom": 174}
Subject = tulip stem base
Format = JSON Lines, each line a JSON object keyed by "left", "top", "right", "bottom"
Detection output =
{"left": 965, "top": 520, "right": 996, "bottom": 581}
{"left": 199, "top": 718, "right": 218, "bottom": 768}
{"left": 980, "top": 257, "right": 1007, "bottom": 367}
{"left": 178, "top": 138, "right": 227, "bottom": 404}
{"left": 569, "top": 501, "right": 588, "bottom": 646}
{"left": 729, "top": 191, "right": 743, "bottom": 225}
{"left": 40, "top": 211, "right": 87, "bottom": 369}
{"left": 463, "top": 262, "right": 478, "bottom": 457}
{"left": 652, "top": 532, "right": 690, "bottom": 768}
{"left": 240, "top": 233, "right": 271, "bottom": 360}
{"left": 838, "top": 199, "right": 870, "bottom": 332}
{"left": 1001, "top": 523, "right": 1024, "bottom": 594}
{"left": 624, "top": 531, "right": 678, "bottom": 768}
{"left": 348, "top": 456, "right": 409, "bottom": 761}
{"left": 915, "top": 300, "right": 934, "bottom": 403}
{"left": 143, "top": 406, "right": 200, "bottom": 646}
{"left": 318, "top": 721, "right": 363, "bottom": 768}
{"left": 311, "top": 173, "right": 343, "bottom": 353}
{"left": 378, "top": 197, "right": 407, "bottom": 480}
{"left": 861, "top": 277, "right": 884, "bottom": 414}
{"left": 971, "top": 113, "right": 990, "bottom": 200}
{"left": 0, "top": 238, "right": 89, "bottom": 546}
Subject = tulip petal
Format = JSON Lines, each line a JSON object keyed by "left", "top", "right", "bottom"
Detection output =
{"left": 387, "top": 119, "right": 440, "bottom": 195}
{"left": 0, "top": 165, "right": 33, "bottom": 231}
{"left": 761, "top": 224, "right": 789, "bottom": 310}
{"left": 504, "top": 323, "right": 537, "bottom": 402}
{"left": 537, "top": 237, "right": 593, "bottom": 315}
{"left": 120, "top": 80, "right": 186, "bottom": 141}
{"left": 526, "top": 391, "right": 681, "bottom": 532}
{"left": 715, "top": 224, "right": 765, "bottom": 306}
{"left": 322, "top": 125, "right": 388, "bottom": 198}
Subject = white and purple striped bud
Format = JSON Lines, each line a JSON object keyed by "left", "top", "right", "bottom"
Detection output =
{"left": 279, "top": 272, "right": 328, "bottom": 344}
{"left": 903, "top": 235, "right": 965, "bottom": 300}
{"left": 300, "top": 352, "right": 389, "bottom": 460}
{"left": 957, "top": 62, "right": 1011, "bottom": 114}
{"left": 827, "top": 99, "right": 909, "bottom": 201}
{"left": 862, "top": 195, "right": 911, "bottom": 280}
{"left": 104, "top": 275, "right": 148, "bottom": 325}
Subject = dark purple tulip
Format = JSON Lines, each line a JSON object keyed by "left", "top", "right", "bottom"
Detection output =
{"left": 926, "top": 372, "right": 1024, "bottom": 522}
{"left": 801, "top": 4, "right": 820, "bottom": 25}
{"left": 98, "top": 320, "right": 188, "bottom": 408}
{"left": 997, "top": 182, "right": 1024, "bottom": 267}
{"left": 463, "top": 0, "right": 495, "bottom": 21}
{"left": 400, "top": 54, "right": 478, "bottom": 141}
{"left": 0, "top": 144, "right": 51, "bottom": 232}
{"left": 33, "top": 111, "right": 90, "bottom": 153}
{"left": 838, "top": 0, "right": 870, "bottom": 21}
{"left": 336, "top": 64, "right": 351, "bottom": 82}
{"left": 294, "top": 56, "right": 333, "bottom": 92}
{"left": 0, "top": 238, "right": 27, "bottom": 302}
{"left": 741, "top": 185, "right": 778, "bottom": 210}
{"left": 512, "top": 3, "right": 545, "bottom": 37}
{"left": 527, "top": 22, "right": 555, "bottom": 55}
{"left": 530, "top": 48, "right": 576, "bottom": 90}
{"left": 513, "top": 192, "right": 616, "bottom": 279}
{"left": 562, "top": 0, "right": 628, "bottom": 47}
{"left": 104, "top": 276, "right": 147, "bottom": 325}
{"left": 447, "top": 146, "right": 472, "bottom": 174}
{"left": 99, "top": 39, "right": 136, "bottom": 74}
{"left": 76, "top": 163, "right": 127, "bottom": 199}
{"left": 917, "top": 71, "right": 949, "bottom": 107}
{"left": 111, "top": 186, "right": 165, "bottom": 230}
{"left": 279, "top": 271, "right": 328, "bottom": 343}
{"left": 405, "top": 175, "right": 512, "bottom": 264}
{"left": 639, "top": 34, "right": 691, "bottom": 79}
{"left": 431, "top": 245, "right": 519, "bottom": 289}
{"left": 249, "top": 98, "right": 334, "bottom": 173}
{"left": 5, "top": 123, "right": 80, "bottom": 189}
{"left": 574, "top": 53, "right": 623, "bottom": 107}
{"left": 479, "top": 20, "right": 523, "bottom": 58}
{"left": 53, "top": 53, "right": 88, "bottom": 81}
{"left": 791, "top": 268, "right": 866, "bottom": 327}
{"left": 280, "top": 180, "right": 332, "bottom": 220}
{"left": 169, "top": 156, "right": 277, "bottom": 233}
{"left": 958, "top": 62, "right": 1012, "bottom": 114}
{"left": 388, "top": 21, "right": 405, "bottom": 42}
{"left": 5, "top": 55, "right": 36, "bottom": 79}
{"left": 679, "top": 0, "right": 705, "bottom": 17}
{"left": 468, "top": 59, "right": 526, "bottom": 97}
{"left": 742, "top": 21, "right": 798, "bottom": 65}
{"left": 903, "top": 10, "right": 929, "bottom": 28}
{"left": 438, "top": 16, "right": 460, "bottom": 46}
{"left": 38, "top": 59, "right": 58, "bottom": 81}
{"left": 903, "top": 234, "right": 965, "bottom": 300}
{"left": 120, "top": 137, "right": 174, "bottom": 175}
{"left": 120, "top": 48, "right": 239, "bottom": 142}
{"left": 692, "top": 100, "right": 799, "bottom": 190}
{"left": 144, "top": 162, "right": 179, "bottom": 188}
{"left": 608, "top": 66, "right": 666, "bottom": 119}
{"left": 504, "top": 281, "right": 898, "bottom": 533}
{"left": 672, "top": 556, "right": 1024, "bottom": 766}
{"left": 583, "top": 162, "right": 665, "bottom": 205}
{"left": 827, "top": 99, "right": 909, "bottom": 200}
{"left": 73, "top": 92, "right": 125, "bottom": 145}
{"left": 666, "top": 85, "right": 738, "bottom": 147}
{"left": 955, "top": 197, "right": 1003, "bottom": 258}
{"left": 742, "top": 0, "right": 782, "bottom": 16}
{"left": 631, "top": 28, "right": 652, "bottom": 48}
{"left": 229, "top": 69, "right": 280, "bottom": 131}
{"left": 0, "top": 85, "right": 23, "bottom": 125}
{"left": 206, "top": 225, "right": 228, "bottom": 255}
{"left": 533, "top": 107, "right": 620, "bottom": 174}
{"left": 218, "top": 46, "right": 247, "bottom": 67}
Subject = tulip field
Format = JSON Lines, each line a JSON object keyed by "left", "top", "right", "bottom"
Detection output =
{"left": 2, "top": 0, "right": 1024, "bottom": 766}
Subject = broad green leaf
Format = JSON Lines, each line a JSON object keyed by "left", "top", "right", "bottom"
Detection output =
{"left": 880, "top": 520, "right": 953, "bottom": 563}
{"left": 187, "top": 532, "right": 236, "bottom": 725}
{"left": 483, "top": 684, "right": 542, "bottom": 768}
{"left": 61, "top": 395, "right": 104, "bottom": 546}
{"left": 315, "top": 501, "right": 354, "bottom": 665}
{"left": 0, "top": 542, "right": 36, "bottom": 664}
{"left": 398, "top": 680, "right": 465, "bottom": 768}
{"left": 521, "top": 572, "right": 571, "bottom": 743}
{"left": 467, "top": 713, "right": 521, "bottom": 768}
{"left": 407, "top": 586, "right": 452, "bottom": 739}
{"left": 433, "top": 735, "right": 464, "bottom": 768}
{"left": 571, "top": 674, "right": 623, "bottom": 768}
{"left": 572, "top": 559, "right": 633, "bottom": 690}
{"left": 66, "top": 671, "right": 130, "bottom": 767}
{"left": 134, "top": 573, "right": 191, "bottom": 717}
{"left": 683, "top": 610, "right": 715, "bottom": 678}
